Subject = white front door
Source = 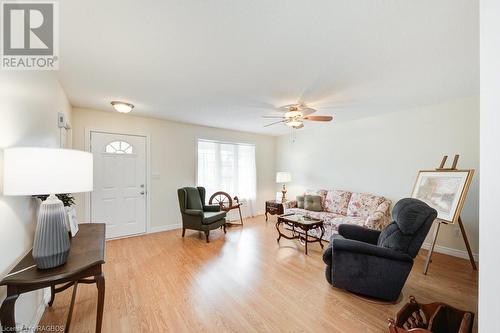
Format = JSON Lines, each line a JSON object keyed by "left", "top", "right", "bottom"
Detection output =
{"left": 90, "top": 131, "right": 147, "bottom": 239}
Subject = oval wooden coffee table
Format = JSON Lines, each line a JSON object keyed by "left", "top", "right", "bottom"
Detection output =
{"left": 276, "top": 213, "right": 325, "bottom": 255}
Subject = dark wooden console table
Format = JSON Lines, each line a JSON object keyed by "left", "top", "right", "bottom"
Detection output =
{"left": 0, "top": 223, "right": 106, "bottom": 333}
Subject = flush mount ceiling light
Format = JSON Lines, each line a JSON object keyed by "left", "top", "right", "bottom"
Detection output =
{"left": 111, "top": 101, "right": 134, "bottom": 113}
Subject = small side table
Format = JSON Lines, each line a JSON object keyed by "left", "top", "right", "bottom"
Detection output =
{"left": 265, "top": 200, "right": 285, "bottom": 221}
{"left": 0, "top": 223, "right": 106, "bottom": 333}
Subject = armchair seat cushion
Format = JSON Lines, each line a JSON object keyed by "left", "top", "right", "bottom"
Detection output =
{"left": 202, "top": 211, "right": 226, "bottom": 225}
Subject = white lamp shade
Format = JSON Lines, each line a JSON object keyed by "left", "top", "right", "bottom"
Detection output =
{"left": 3, "top": 147, "right": 93, "bottom": 196}
{"left": 276, "top": 172, "right": 292, "bottom": 183}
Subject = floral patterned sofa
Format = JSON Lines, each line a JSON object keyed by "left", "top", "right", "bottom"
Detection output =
{"left": 284, "top": 189, "right": 392, "bottom": 241}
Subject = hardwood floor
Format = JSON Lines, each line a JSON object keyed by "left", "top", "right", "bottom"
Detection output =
{"left": 39, "top": 216, "right": 478, "bottom": 332}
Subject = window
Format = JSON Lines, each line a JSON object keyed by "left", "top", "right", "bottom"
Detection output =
{"left": 197, "top": 139, "right": 257, "bottom": 217}
{"left": 105, "top": 141, "right": 134, "bottom": 154}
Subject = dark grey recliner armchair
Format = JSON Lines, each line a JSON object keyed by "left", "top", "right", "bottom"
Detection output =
{"left": 177, "top": 187, "right": 227, "bottom": 243}
{"left": 323, "top": 198, "right": 437, "bottom": 301}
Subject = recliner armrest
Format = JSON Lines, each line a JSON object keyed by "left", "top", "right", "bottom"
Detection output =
{"left": 332, "top": 238, "right": 413, "bottom": 263}
{"left": 204, "top": 205, "right": 221, "bottom": 212}
{"left": 184, "top": 209, "right": 204, "bottom": 217}
{"left": 338, "top": 224, "right": 381, "bottom": 245}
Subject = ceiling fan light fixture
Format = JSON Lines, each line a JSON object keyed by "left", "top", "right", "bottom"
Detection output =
{"left": 284, "top": 110, "right": 302, "bottom": 118}
{"left": 111, "top": 101, "right": 134, "bottom": 113}
{"left": 286, "top": 119, "right": 303, "bottom": 128}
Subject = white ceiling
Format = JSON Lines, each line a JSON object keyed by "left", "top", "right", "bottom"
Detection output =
{"left": 58, "top": 0, "right": 478, "bottom": 135}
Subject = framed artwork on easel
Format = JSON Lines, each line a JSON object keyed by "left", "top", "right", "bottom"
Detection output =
{"left": 411, "top": 169, "right": 474, "bottom": 224}
{"left": 411, "top": 154, "right": 477, "bottom": 275}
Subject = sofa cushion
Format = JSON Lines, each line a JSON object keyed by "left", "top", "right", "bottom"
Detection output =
{"left": 284, "top": 208, "right": 339, "bottom": 224}
{"left": 305, "top": 189, "right": 328, "bottom": 210}
{"left": 346, "top": 193, "right": 384, "bottom": 218}
{"left": 296, "top": 195, "right": 305, "bottom": 209}
{"left": 324, "top": 190, "right": 352, "bottom": 215}
{"left": 285, "top": 207, "right": 307, "bottom": 215}
{"left": 304, "top": 195, "right": 322, "bottom": 211}
{"left": 364, "top": 200, "right": 392, "bottom": 230}
{"left": 329, "top": 216, "right": 366, "bottom": 233}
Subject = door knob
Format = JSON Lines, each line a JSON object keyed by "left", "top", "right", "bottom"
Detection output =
{"left": 140, "top": 191, "right": 145, "bottom": 195}
{"left": 140, "top": 184, "right": 145, "bottom": 188}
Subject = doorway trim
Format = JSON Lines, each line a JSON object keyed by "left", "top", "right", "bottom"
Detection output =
{"left": 84, "top": 127, "right": 152, "bottom": 237}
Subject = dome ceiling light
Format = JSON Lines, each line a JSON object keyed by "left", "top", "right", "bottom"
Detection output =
{"left": 111, "top": 101, "right": 134, "bottom": 113}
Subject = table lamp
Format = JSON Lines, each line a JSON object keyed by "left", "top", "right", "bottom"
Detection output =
{"left": 276, "top": 172, "right": 291, "bottom": 203}
{"left": 3, "top": 147, "right": 93, "bottom": 269}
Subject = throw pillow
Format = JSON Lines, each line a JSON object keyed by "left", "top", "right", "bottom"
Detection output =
{"left": 304, "top": 195, "right": 322, "bottom": 212}
{"left": 296, "top": 195, "right": 304, "bottom": 209}
{"left": 305, "top": 189, "right": 328, "bottom": 210}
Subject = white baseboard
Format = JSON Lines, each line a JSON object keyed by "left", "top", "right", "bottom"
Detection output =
{"left": 148, "top": 223, "right": 181, "bottom": 234}
{"left": 28, "top": 295, "right": 47, "bottom": 333}
{"left": 421, "top": 242, "right": 479, "bottom": 262}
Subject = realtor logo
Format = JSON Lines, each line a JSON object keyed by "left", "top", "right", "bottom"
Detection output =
{"left": 1, "top": 1, "right": 59, "bottom": 70}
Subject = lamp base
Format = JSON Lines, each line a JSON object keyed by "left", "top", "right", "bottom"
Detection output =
{"left": 281, "top": 184, "right": 287, "bottom": 204}
{"left": 33, "top": 194, "right": 70, "bottom": 269}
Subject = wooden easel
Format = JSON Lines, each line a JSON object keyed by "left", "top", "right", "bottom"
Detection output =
{"left": 423, "top": 155, "right": 477, "bottom": 275}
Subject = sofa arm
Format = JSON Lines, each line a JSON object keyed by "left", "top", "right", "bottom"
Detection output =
{"left": 338, "top": 224, "right": 380, "bottom": 245}
{"left": 184, "top": 209, "right": 204, "bottom": 217}
{"left": 283, "top": 200, "right": 297, "bottom": 209}
{"left": 364, "top": 200, "right": 391, "bottom": 230}
{"left": 204, "top": 205, "right": 221, "bottom": 212}
{"left": 332, "top": 238, "right": 413, "bottom": 263}
{"left": 364, "top": 211, "right": 391, "bottom": 230}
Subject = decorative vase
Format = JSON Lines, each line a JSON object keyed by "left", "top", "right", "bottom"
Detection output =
{"left": 32, "top": 194, "right": 70, "bottom": 269}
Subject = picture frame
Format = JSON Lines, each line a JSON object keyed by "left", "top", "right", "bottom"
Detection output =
{"left": 411, "top": 169, "right": 474, "bottom": 224}
{"left": 67, "top": 206, "right": 79, "bottom": 237}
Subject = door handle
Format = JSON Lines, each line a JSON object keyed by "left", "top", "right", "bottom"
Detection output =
{"left": 140, "top": 191, "right": 145, "bottom": 195}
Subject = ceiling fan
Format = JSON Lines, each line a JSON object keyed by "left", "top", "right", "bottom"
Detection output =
{"left": 262, "top": 104, "right": 333, "bottom": 129}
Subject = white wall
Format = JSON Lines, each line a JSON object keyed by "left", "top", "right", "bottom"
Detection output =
{"left": 276, "top": 97, "right": 479, "bottom": 255}
{"left": 0, "top": 72, "right": 72, "bottom": 327}
{"left": 479, "top": 1, "right": 500, "bottom": 330}
{"left": 71, "top": 108, "right": 276, "bottom": 230}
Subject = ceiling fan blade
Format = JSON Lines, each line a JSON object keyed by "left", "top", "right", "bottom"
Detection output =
{"left": 303, "top": 115, "right": 333, "bottom": 121}
{"left": 261, "top": 115, "right": 285, "bottom": 119}
{"left": 300, "top": 107, "right": 317, "bottom": 116}
{"left": 264, "top": 120, "right": 286, "bottom": 127}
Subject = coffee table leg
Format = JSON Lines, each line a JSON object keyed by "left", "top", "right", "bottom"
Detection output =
{"left": 275, "top": 220, "right": 282, "bottom": 243}
{"left": 304, "top": 230, "right": 308, "bottom": 255}
{"left": 319, "top": 226, "right": 325, "bottom": 248}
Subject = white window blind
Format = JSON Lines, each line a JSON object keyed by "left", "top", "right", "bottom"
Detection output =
{"left": 197, "top": 139, "right": 257, "bottom": 219}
